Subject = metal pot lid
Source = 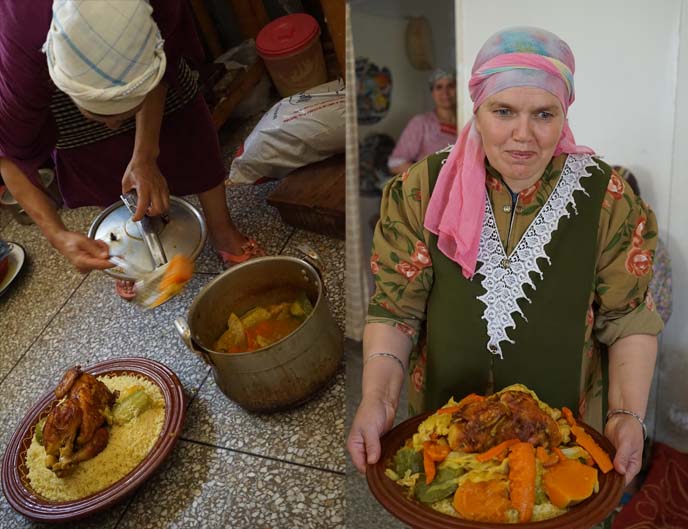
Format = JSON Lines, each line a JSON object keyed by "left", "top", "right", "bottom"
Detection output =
{"left": 88, "top": 196, "right": 207, "bottom": 280}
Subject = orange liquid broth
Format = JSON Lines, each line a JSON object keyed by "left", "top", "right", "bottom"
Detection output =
{"left": 225, "top": 317, "right": 303, "bottom": 353}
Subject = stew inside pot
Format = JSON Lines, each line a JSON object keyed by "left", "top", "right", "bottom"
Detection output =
{"left": 214, "top": 287, "right": 314, "bottom": 353}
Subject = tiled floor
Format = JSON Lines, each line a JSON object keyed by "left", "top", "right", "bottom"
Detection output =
{"left": 0, "top": 119, "right": 345, "bottom": 529}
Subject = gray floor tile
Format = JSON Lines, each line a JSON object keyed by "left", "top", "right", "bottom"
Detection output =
{"left": 0, "top": 206, "right": 12, "bottom": 232}
{"left": 183, "top": 371, "right": 345, "bottom": 473}
{"left": 0, "top": 501, "right": 125, "bottom": 529}
{"left": 0, "top": 207, "right": 100, "bottom": 382}
{"left": 116, "top": 440, "right": 344, "bottom": 529}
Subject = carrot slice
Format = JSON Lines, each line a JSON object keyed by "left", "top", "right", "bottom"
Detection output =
{"left": 476, "top": 439, "right": 520, "bottom": 462}
{"left": 422, "top": 440, "right": 451, "bottom": 484}
{"left": 509, "top": 442, "right": 536, "bottom": 522}
{"left": 457, "top": 393, "right": 486, "bottom": 406}
{"left": 536, "top": 446, "right": 559, "bottom": 467}
{"left": 562, "top": 406, "right": 577, "bottom": 428}
{"left": 571, "top": 425, "right": 614, "bottom": 474}
{"left": 436, "top": 406, "right": 462, "bottom": 415}
{"left": 552, "top": 446, "right": 568, "bottom": 464}
{"left": 436, "top": 393, "right": 485, "bottom": 415}
{"left": 423, "top": 447, "right": 436, "bottom": 484}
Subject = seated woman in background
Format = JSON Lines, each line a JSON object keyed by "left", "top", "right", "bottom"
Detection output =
{"left": 387, "top": 69, "right": 458, "bottom": 175}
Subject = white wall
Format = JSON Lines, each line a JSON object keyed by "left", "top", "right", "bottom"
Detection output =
{"left": 661, "top": 0, "right": 688, "bottom": 450}
{"left": 350, "top": 0, "right": 455, "bottom": 142}
{"left": 456, "top": 0, "right": 688, "bottom": 448}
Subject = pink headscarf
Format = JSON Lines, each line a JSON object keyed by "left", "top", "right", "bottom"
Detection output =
{"left": 424, "top": 27, "right": 594, "bottom": 279}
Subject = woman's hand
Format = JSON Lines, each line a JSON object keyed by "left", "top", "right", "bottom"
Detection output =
{"left": 347, "top": 393, "right": 398, "bottom": 474}
{"left": 50, "top": 230, "right": 113, "bottom": 273}
{"left": 604, "top": 413, "right": 645, "bottom": 485}
{"left": 121, "top": 157, "right": 169, "bottom": 221}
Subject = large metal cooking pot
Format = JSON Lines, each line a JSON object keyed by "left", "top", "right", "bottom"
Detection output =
{"left": 174, "top": 252, "right": 342, "bottom": 412}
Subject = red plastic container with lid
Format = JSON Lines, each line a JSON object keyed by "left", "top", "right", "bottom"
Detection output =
{"left": 256, "top": 13, "right": 327, "bottom": 97}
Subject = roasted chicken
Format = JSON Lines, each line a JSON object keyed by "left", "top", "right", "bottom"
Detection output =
{"left": 43, "top": 366, "right": 117, "bottom": 476}
{"left": 446, "top": 389, "right": 563, "bottom": 453}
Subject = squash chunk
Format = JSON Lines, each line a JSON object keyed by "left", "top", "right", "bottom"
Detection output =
{"left": 543, "top": 458, "right": 598, "bottom": 508}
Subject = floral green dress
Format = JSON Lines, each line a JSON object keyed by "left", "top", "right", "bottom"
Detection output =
{"left": 367, "top": 153, "right": 664, "bottom": 430}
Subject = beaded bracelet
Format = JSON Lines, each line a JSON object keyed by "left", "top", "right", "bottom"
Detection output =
{"left": 365, "top": 352, "right": 406, "bottom": 373}
{"left": 606, "top": 408, "right": 648, "bottom": 440}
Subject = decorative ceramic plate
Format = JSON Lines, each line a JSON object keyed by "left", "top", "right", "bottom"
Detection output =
{"left": 0, "top": 242, "right": 26, "bottom": 297}
{"left": 1, "top": 357, "right": 186, "bottom": 523}
{"left": 366, "top": 411, "right": 625, "bottom": 529}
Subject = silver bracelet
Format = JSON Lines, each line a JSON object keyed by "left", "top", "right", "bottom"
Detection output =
{"left": 606, "top": 408, "right": 648, "bottom": 440}
{"left": 365, "top": 352, "right": 406, "bottom": 373}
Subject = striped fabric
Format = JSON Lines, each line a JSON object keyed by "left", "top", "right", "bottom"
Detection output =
{"left": 44, "top": 0, "right": 166, "bottom": 115}
{"left": 51, "top": 59, "right": 197, "bottom": 149}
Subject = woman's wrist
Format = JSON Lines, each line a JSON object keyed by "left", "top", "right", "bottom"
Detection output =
{"left": 362, "top": 359, "right": 404, "bottom": 408}
{"left": 45, "top": 226, "right": 70, "bottom": 250}
{"left": 131, "top": 146, "right": 160, "bottom": 163}
{"left": 606, "top": 409, "right": 648, "bottom": 440}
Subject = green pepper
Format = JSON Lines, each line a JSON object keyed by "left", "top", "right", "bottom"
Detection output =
{"left": 414, "top": 467, "right": 464, "bottom": 503}
{"left": 393, "top": 446, "right": 423, "bottom": 476}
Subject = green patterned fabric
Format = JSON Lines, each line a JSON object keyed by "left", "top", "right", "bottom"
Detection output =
{"left": 424, "top": 152, "right": 608, "bottom": 412}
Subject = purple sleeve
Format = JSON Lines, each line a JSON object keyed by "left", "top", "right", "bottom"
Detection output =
{"left": 151, "top": 0, "right": 206, "bottom": 87}
{"left": 388, "top": 115, "right": 426, "bottom": 168}
{"left": 0, "top": 2, "right": 56, "bottom": 187}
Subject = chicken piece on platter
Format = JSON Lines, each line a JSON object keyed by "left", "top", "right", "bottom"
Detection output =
{"left": 447, "top": 390, "right": 562, "bottom": 453}
{"left": 42, "top": 366, "right": 117, "bottom": 475}
{"left": 43, "top": 398, "right": 82, "bottom": 470}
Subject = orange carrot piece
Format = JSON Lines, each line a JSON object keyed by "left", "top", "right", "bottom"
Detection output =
{"left": 436, "top": 406, "right": 462, "bottom": 415}
{"left": 424, "top": 441, "right": 451, "bottom": 461}
{"left": 476, "top": 439, "right": 520, "bottom": 462}
{"left": 158, "top": 254, "right": 194, "bottom": 292}
{"left": 536, "top": 446, "right": 559, "bottom": 467}
{"left": 552, "top": 446, "right": 568, "bottom": 464}
{"left": 508, "top": 442, "right": 536, "bottom": 522}
{"left": 423, "top": 448, "right": 436, "bottom": 484}
{"left": 422, "top": 441, "right": 451, "bottom": 484}
{"left": 437, "top": 394, "right": 485, "bottom": 415}
{"left": 562, "top": 406, "right": 577, "bottom": 428}
{"left": 457, "top": 393, "right": 486, "bottom": 407}
{"left": 571, "top": 425, "right": 614, "bottom": 474}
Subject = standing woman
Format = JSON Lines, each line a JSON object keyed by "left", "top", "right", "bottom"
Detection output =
{"left": 0, "top": 0, "right": 263, "bottom": 298}
{"left": 348, "top": 27, "right": 663, "bottom": 489}
{"left": 387, "top": 68, "right": 458, "bottom": 175}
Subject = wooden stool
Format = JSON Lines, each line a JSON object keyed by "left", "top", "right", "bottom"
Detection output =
{"left": 266, "top": 154, "right": 345, "bottom": 239}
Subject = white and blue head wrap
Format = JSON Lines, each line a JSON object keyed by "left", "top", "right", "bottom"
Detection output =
{"left": 43, "top": 0, "right": 167, "bottom": 115}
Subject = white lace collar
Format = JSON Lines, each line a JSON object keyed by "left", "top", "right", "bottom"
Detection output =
{"left": 475, "top": 154, "right": 600, "bottom": 359}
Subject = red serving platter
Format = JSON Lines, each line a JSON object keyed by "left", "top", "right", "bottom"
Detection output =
{"left": 1, "top": 357, "right": 186, "bottom": 523}
{"left": 366, "top": 411, "right": 625, "bottom": 529}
